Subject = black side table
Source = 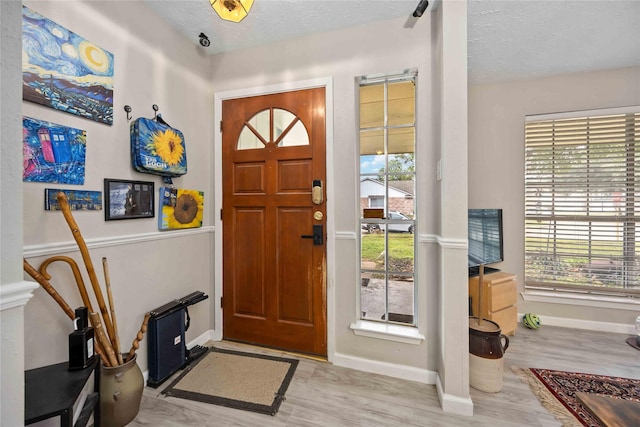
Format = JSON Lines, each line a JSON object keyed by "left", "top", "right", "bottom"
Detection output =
{"left": 25, "top": 359, "right": 100, "bottom": 427}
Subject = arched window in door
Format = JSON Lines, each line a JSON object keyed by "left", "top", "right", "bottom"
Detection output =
{"left": 237, "top": 108, "right": 310, "bottom": 150}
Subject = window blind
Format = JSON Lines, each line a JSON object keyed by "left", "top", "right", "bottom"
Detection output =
{"left": 524, "top": 109, "right": 640, "bottom": 296}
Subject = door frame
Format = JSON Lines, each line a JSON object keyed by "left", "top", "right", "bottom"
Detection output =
{"left": 213, "top": 77, "right": 335, "bottom": 361}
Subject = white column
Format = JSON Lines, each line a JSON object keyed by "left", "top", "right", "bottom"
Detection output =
{"left": 437, "top": 0, "right": 473, "bottom": 416}
{"left": 1, "top": 1, "right": 38, "bottom": 426}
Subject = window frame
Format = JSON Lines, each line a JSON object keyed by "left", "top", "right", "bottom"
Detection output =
{"left": 356, "top": 70, "right": 418, "bottom": 327}
{"left": 524, "top": 106, "right": 640, "bottom": 299}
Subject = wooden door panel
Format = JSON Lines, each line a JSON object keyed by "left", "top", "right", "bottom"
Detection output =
{"left": 277, "top": 207, "right": 313, "bottom": 324}
{"left": 231, "top": 208, "right": 266, "bottom": 318}
{"left": 233, "top": 163, "right": 265, "bottom": 194}
{"left": 278, "top": 160, "right": 312, "bottom": 193}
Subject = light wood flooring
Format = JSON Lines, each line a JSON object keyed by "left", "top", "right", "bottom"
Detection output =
{"left": 130, "top": 325, "right": 640, "bottom": 426}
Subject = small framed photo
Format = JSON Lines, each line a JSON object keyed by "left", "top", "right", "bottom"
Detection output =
{"left": 104, "top": 179, "right": 154, "bottom": 220}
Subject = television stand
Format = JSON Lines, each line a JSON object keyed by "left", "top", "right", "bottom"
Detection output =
{"left": 468, "top": 265, "right": 500, "bottom": 277}
{"left": 468, "top": 271, "right": 517, "bottom": 335}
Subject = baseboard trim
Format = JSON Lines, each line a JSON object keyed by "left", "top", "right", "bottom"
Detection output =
{"left": 332, "top": 352, "right": 437, "bottom": 384}
{"left": 435, "top": 374, "right": 474, "bottom": 416}
{"left": 187, "top": 329, "right": 217, "bottom": 348}
{"left": 518, "top": 312, "right": 636, "bottom": 335}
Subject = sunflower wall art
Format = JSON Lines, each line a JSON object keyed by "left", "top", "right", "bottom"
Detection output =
{"left": 159, "top": 187, "right": 204, "bottom": 230}
{"left": 131, "top": 117, "right": 187, "bottom": 178}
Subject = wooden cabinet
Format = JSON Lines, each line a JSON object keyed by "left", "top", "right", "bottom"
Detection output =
{"left": 469, "top": 271, "right": 517, "bottom": 335}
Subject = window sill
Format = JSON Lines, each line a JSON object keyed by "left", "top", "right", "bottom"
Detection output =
{"left": 349, "top": 320, "right": 425, "bottom": 345}
{"left": 522, "top": 290, "right": 640, "bottom": 311}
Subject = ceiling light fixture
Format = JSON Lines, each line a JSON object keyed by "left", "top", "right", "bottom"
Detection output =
{"left": 210, "top": 0, "right": 254, "bottom": 23}
{"left": 413, "top": 0, "right": 429, "bottom": 18}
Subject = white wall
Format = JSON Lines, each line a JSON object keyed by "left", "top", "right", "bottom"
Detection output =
{"left": 468, "top": 66, "right": 640, "bottom": 328}
{"left": 21, "top": 0, "right": 215, "bottom": 372}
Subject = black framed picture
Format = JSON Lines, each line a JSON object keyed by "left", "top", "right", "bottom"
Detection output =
{"left": 104, "top": 179, "right": 154, "bottom": 220}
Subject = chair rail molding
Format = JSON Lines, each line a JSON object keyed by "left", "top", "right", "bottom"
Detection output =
{"left": 24, "top": 226, "right": 214, "bottom": 258}
{"left": 419, "top": 233, "right": 467, "bottom": 250}
{"left": 0, "top": 281, "right": 38, "bottom": 311}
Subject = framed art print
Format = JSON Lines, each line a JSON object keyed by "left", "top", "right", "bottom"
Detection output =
{"left": 23, "top": 116, "right": 87, "bottom": 184}
{"left": 45, "top": 189, "right": 101, "bottom": 211}
{"left": 158, "top": 187, "right": 204, "bottom": 230}
{"left": 104, "top": 179, "right": 154, "bottom": 220}
{"left": 22, "top": 6, "right": 114, "bottom": 124}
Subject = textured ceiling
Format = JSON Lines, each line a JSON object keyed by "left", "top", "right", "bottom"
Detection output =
{"left": 143, "top": 0, "right": 640, "bottom": 84}
{"left": 142, "top": 0, "right": 424, "bottom": 54}
{"left": 468, "top": 0, "right": 640, "bottom": 84}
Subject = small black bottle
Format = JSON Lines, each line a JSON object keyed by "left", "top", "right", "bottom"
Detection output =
{"left": 68, "top": 307, "right": 95, "bottom": 370}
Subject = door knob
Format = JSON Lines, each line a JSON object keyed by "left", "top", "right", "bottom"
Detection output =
{"left": 301, "top": 224, "right": 323, "bottom": 245}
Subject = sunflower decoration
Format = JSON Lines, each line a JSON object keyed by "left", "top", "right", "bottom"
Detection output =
{"left": 147, "top": 128, "right": 184, "bottom": 166}
{"left": 161, "top": 188, "right": 204, "bottom": 230}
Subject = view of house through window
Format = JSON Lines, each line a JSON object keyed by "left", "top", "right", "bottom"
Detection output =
{"left": 358, "top": 70, "right": 416, "bottom": 325}
{"left": 524, "top": 108, "right": 639, "bottom": 296}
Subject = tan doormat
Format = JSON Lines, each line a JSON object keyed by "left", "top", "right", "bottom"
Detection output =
{"left": 162, "top": 347, "right": 298, "bottom": 416}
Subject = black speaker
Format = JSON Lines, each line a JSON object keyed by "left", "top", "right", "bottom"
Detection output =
{"left": 147, "top": 301, "right": 185, "bottom": 388}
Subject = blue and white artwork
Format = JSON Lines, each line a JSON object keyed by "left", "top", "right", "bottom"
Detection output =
{"left": 45, "top": 189, "right": 102, "bottom": 211}
{"left": 22, "top": 6, "right": 114, "bottom": 125}
{"left": 23, "top": 116, "right": 87, "bottom": 185}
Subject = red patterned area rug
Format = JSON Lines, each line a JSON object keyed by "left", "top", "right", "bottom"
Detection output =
{"left": 513, "top": 367, "right": 640, "bottom": 426}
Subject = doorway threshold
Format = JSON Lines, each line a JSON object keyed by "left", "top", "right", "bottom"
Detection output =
{"left": 219, "top": 339, "right": 329, "bottom": 363}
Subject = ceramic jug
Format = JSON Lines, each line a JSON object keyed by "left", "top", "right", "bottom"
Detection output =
{"left": 469, "top": 317, "right": 509, "bottom": 392}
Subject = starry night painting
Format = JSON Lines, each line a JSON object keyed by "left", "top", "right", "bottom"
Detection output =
{"left": 23, "top": 116, "right": 87, "bottom": 185}
{"left": 22, "top": 6, "right": 114, "bottom": 125}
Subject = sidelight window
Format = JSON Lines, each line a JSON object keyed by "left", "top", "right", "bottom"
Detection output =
{"left": 357, "top": 70, "right": 417, "bottom": 326}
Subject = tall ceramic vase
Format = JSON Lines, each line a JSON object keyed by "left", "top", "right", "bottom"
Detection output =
{"left": 469, "top": 317, "right": 509, "bottom": 393}
{"left": 100, "top": 354, "right": 144, "bottom": 427}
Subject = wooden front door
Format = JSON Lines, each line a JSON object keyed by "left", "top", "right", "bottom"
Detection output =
{"left": 221, "top": 88, "right": 327, "bottom": 356}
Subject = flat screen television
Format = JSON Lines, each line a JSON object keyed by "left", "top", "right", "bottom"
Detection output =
{"left": 468, "top": 209, "right": 503, "bottom": 277}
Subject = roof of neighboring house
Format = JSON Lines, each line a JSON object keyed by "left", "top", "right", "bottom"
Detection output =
{"left": 360, "top": 178, "right": 414, "bottom": 196}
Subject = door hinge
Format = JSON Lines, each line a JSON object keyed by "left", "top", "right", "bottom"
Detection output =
{"left": 220, "top": 209, "right": 223, "bottom": 220}
{"left": 220, "top": 120, "right": 223, "bottom": 133}
{"left": 220, "top": 297, "right": 224, "bottom": 308}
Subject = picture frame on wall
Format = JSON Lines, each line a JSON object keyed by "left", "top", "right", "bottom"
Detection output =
{"left": 158, "top": 187, "right": 204, "bottom": 230}
{"left": 104, "top": 179, "right": 154, "bottom": 221}
{"left": 22, "top": 6, "right": 115, "bottom": 125}
{"left": 45, "top": 188, "right": 102, "bottom": 211}
{"left": 23, "top": 116, "right": 87, "bottom": 185}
